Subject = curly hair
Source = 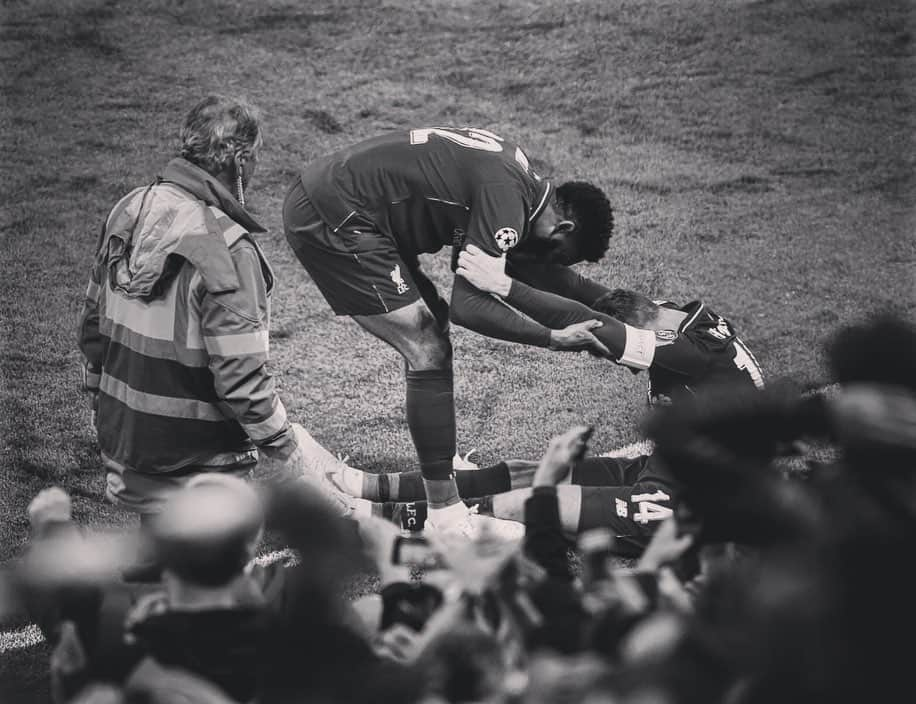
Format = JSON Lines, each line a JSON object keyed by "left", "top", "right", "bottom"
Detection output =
{"left": 554, "top": 181, "right": 614, "bottom": 263}
{"left": 178, "top": 95, "right": 262, "bottom": 175}
{"left": 592, "top": 289, "right": 660, "bottom": 328}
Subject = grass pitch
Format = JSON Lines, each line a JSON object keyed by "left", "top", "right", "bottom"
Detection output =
{"left": 2, "top": 0, "right": 914, "bottom": 699}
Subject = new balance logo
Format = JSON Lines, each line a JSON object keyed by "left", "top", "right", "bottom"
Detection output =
{"left": 390, "top": 265, "right": 409, "bottom": 294}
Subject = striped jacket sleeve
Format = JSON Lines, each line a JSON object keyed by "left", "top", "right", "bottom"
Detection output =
{"left": 77, "top": 253, "right": 104, "bottom": 394}
{"left": 199, "top": 238, "right": 296, "bottom": 459}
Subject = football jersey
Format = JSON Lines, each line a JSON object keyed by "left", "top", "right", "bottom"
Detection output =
{"left": 649, "top": 301, "right": 765, "bottom": 404}
{"left": 298, "top": 127, "right": 552, "bottom": 259}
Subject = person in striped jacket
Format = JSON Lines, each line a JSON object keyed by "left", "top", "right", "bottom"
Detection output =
{"left": 77, "top": 95, "right": 343, "bottom": 524}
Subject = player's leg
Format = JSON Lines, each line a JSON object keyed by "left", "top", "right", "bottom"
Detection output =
{"left": 333, "top": 454, "right": 644, "bottom": 503}
{"left": 283, "top": 183, "right": 458, "bottom": 508}
{"left": 474, "top": 487, "right": 583, "bottom": 535}
{"left": 284, "top": 187, "right": 518, "bottom": 537}
{"left": 570, "top": 455, "right": 650, "bottom": 486}
{"left": 350, "top": 301, "right": 459, "bottom": 513}
{"left": 403, "top": 254, "right": 450, "bottom": 334}
{"left": 330, "top": 462, "right": 514, "bottom": 501}
{"left": 495, "top": 455, "right": 649, "bottom": 492}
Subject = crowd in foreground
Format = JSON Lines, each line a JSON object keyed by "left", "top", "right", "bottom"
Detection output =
{"left": 3, "top": 314, "right": 916, "bottom": 704}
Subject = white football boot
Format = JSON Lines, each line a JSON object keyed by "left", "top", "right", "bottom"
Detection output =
{"left": 425, "top": 501, "right": 524, "bottom": 543}
{"left": 452, "top": 448, "right": 480, "bottom": 470}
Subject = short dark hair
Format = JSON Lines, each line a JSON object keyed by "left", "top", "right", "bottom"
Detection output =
{"left": 555, "top": 181, "right": 614, "bottom": 262}
{"left": 592, "top": 289, "right": 660, "bottom": 328}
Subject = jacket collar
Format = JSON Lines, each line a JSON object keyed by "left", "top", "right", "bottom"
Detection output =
{"left": 158, "top": 158, "right": 266, "bottom": 234}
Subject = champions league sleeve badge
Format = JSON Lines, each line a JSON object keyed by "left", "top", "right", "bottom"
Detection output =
{"left": 493, "top": 227, "right": 519, "bottom": 252}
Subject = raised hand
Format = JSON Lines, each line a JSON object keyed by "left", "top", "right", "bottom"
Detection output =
{"left": 533, "top": 425, "right": 595, "bottom": 487}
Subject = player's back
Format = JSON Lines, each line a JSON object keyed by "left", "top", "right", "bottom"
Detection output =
{"left": 649, "top": 301, "right": 765, "bottom": 404}
{"left": 299, "top": 127, "right": 547, "bottom": 255}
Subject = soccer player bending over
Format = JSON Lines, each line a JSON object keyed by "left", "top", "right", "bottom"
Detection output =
{"left": 331, "top": 246, "right": 765, "bottom": 552}
{"left": 283, "top": 127, "right": 615, "bottom": 539}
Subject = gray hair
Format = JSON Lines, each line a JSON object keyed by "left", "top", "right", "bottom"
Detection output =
{"left": 178, "top": 95, "right": 262, "bottom": 175}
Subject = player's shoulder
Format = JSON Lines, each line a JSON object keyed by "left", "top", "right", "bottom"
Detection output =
{"left": 679, "top": 301, "right": 741, "bottom": 344}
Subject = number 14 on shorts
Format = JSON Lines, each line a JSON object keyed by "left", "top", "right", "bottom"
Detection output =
{"left": 631, "top": 490, "right": 673, "bottom": 525}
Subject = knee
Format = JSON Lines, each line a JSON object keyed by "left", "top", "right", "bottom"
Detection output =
{"left": 403, "top": 312, "right": 452, "bottom": 370}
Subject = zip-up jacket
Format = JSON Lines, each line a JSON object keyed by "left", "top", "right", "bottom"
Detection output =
{"left": 78, "top": 158, "right": 295, "bottom": 474}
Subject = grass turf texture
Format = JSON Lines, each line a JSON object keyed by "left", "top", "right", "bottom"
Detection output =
{"left": 2, "top": 0, "right": 914, "bottom": 699}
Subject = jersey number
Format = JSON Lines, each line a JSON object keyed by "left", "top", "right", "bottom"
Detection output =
{"left": 409, "top": 128, "right": 534, "bottom": 174}
{"left": 410, "top": 127, "right": 504, "bottom": 152}
{"left": 632, "top": 490, "right": 673, "bottom": 525}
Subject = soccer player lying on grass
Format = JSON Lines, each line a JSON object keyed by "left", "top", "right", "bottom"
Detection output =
{"left": 338, "top": 434, "right": 677, "bottom": 552}
{"left": 283, "top": 126, "right": 616, "bottom": 539}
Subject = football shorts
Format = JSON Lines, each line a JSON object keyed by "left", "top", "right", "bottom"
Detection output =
{"left": 283, "top": 178, "right": 428, "bottom": 317}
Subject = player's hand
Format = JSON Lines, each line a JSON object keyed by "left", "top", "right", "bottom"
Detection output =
{"left": 456, "top": 244, "right": 512, "bottom": 297}
{"left": 548, "top": 320, "right": 611, "bottom": 357}
{"left": 28, "top": 487, "right": 72, "bottom": 533}
{"left": 534, "top": 425, "right": 594, "bottom": 487}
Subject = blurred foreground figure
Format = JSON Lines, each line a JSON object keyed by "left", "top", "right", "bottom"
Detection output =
{"left": 635, "top": 315, "right": 916, "bottom": 704}
{"left": 75, "top": 96, "right": 349, "bottom": 552}
{"left": 12, "top": 476, "right": 412, "bottom": 704}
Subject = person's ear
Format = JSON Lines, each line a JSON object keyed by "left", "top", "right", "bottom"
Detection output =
{"left": 551, "top": 220, "right": 576, "bottom": 236}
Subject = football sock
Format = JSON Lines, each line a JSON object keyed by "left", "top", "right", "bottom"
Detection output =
{"left": 385, "top": 500, "right": 429, "bottom": 532}
{"left": 456, "top": 463, "right": 510, "bottom": 497}
{"left": 375, "top": 498, "right": 492, "bottom": 531}
{"left": 405, "top": 368, "right": 456, "bottom": 482}
{"left": 381, "top": 464, "right": 510, "bottom": 502}
{"left": 388, "top": 471, "right": 424, "bottom": 501}
{"left": 423, "top": 478, "right": 461, "bottom": 509}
